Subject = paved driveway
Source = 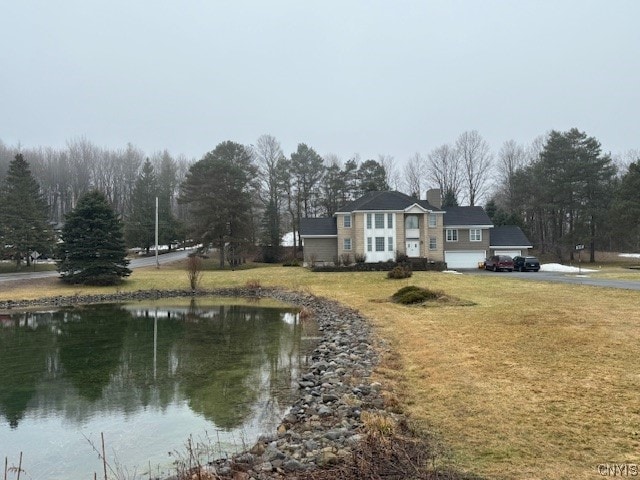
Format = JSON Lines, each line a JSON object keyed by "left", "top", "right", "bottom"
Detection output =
{"left": 0, "top": 249, "right": 192, "bottom": 284}
{"left": 459, "top": 268, "right": 640, "bottom": 291}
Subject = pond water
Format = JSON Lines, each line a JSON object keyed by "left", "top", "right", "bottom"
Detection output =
{"left": 0, "top": 298, "right": 317, "bottom": 479}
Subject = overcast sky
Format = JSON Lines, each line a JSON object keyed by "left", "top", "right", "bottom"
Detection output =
{"left": 1, "top": 1, "right": 639, "bottom": 163}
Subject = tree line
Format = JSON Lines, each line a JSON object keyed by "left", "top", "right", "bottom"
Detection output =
{"left": 1, "top": 128, "right": 639, "bottom": 274}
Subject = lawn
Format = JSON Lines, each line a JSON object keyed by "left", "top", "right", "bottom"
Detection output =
{"left": 1, "top": 261, "right": 639, "bottom": 479}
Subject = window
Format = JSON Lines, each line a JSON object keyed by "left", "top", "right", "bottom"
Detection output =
{"left": 375, "top": 237, "right": 385, "bottom": 251}
{"left": 428, "top": 213, "right": 437, "bottom": 228}
{"left": 469, "top": 229, "right": 482, "bottom": 242}
{"left": 446, "top": 229, "right": 458, "bottom": 242}
{"left": 367, "top": 237, "right": 372, "bottom": 252}
{"left": 375, "top": 213, "right": 385, "bottom": 229}
{"left": 429, "top": 236, "right": 437, "bottom": 250}
{"left": 343, "top": 215, "right": 351, "bottom": 228}
{"left": 366, "top": 214, "right": 372, "bottom": 229}
{"left": 405, "top": 215, "right": 419, "bottom": 229}
{"left": 343, "top": 238, "right": 352, "bottom": 250}
{"left": 387, "top": 213, "right": 393, "bottom": 229}
{"left": 388, "top": 236, "right": 394, "bottom": 251}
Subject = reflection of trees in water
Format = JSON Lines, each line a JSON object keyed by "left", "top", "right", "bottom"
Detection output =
{"left": 0, "top": 300, "right": 311, "bottom": 431}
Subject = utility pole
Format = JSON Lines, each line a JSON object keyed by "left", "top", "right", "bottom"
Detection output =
{"left": 155, "top": 196, "right": 159, "bottom": 269}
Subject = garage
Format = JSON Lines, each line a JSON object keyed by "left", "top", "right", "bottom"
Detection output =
{"left": 494, "top": 250, "right": 521, "bottom": 258}
{"left": 444, "top": 250, "right": 486, "bottom": 269}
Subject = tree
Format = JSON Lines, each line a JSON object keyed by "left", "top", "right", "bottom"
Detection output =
{"left": 456, "top": 130, "right": 493, "bottom": 206}
{"left": 255, "top": 135, "right": 286, "bottom": 261}
{"left": 403, "top": 153, "right": 424, "bottom": 199}
{"left": 56, "top": 190, "right": 131, "bottom": 285}
{"left": 155, "top": 150, "right": 183, "bottom": 249}
{"left": 427, "top": 144, "right": 462, "bottom": 206}
{"left": 0, "top": 153, "right": 53, "bottom": 267}
{"left": 125, "top": 159, "right": 158, "bottom": 253}
{"left": 611, "top": 161, "right": 640, "bottom": 250}
{"left": 357, "top": 159, "right": 389, "bottom": 194}
{"left": 179, "top": 141, "right": 258, "bottom": 268}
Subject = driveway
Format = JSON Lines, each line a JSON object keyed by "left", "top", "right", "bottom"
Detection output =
{"left": 460, "top": 268, "right": 640, "bottom": 291}
{"left": 0, "top": 249, "right": 192, "bottom": 284}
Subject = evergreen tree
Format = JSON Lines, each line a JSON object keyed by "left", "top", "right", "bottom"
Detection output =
{"left": 0, "top": 153, "right": 53, "bottom": 266}
{"left": 357, "top": 159, "right": 389, "bottom": 194}
{"left": 180, "top": 141, "right": 258, "bottom": 268}
{"left": 125, "top": 159, "right": 158, "bottom": 253}
{"left": 56, "top": 190, "right": 131, "bottom": 285}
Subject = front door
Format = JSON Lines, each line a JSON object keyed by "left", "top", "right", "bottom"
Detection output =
{"left": 405, "top": 240, "right": 420, "bottom": 258}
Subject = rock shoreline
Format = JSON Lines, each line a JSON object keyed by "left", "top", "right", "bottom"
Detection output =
{"left": 1, "top": 287, "right": 390, "bottom": 479}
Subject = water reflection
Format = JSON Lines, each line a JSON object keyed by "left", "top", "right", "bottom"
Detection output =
{"left": 0, "top": 299, "right": 316, "bottom": 479}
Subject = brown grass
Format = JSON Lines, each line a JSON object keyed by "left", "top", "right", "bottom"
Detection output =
{"left": 2, "top": 263, "right": 639, "bottom": 479}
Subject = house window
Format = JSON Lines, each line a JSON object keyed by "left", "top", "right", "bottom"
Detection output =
{"left": 388, "top": 236, "right": 394, "bottom": 252}
{"left": 367, "top": 237, "right": 372, "bottom": 252}
{"left": 375, "top": 213, "right": 385, "bottom": 229}
{"left": 429, "top": 236, "right": 437, "bottom": 250}
{"left": 446, "top": 229, "right": 458, "bottom": 242}
{"left": 375, "top": 237, "right": 385, "bottom": 251}
{"left": 366, "top": 214, "right": 372, "bottom": 229}
{"left": 343, "top": 238, "right": 352, "bottom": 250}
{"left": 343, "top": 215, "right": 351, "bottom": 228}
{"left": 387, "top": 213, "right": 393, "bottom": 229}
{"left": 405, "top": 215, "right": 419, "bottom": 229}
{"left": 469, "top": 229, "right": 482, "bottom": 242}
{"left": 428, "top": 213, "right": 437, "bottom": 228}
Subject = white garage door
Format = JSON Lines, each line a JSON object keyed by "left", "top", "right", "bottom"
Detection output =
{"left": 444, "top": 250, "right": 486, "bottom": 269}
{"left": 495, "top": 250, "right": 521, "bottom": 258}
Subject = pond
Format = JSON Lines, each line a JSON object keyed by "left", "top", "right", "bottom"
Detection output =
{"left": 0, "top": 298, "right": 317, "bottom": 479}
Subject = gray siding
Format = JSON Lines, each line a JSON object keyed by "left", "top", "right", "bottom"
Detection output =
{"left": 303, "top": 238, "right": 338, "bottom": 266}
{"left": 444, "top": 227, "right": 490, "bottom": 251}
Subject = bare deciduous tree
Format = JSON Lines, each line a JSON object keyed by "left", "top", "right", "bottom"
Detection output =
{"left": 427, "top": 143, "right": 462, "bottom": 205}
{"left": 456, "top": 130, "right": 493, "bottom": 206}
{"left": 403, "top": 152, "right": 424, "bottom": 199}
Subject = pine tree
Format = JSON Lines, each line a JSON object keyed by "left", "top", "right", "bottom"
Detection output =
{"left": 0, "top": 153, "right": 53, "bottom": 267}
{"left": 125, "top": 159, "right": 158, "bottom": 253}
{"left": 56, "top": 190, "right": 131, "bottom": 285}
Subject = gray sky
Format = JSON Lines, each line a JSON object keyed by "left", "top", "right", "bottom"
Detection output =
{"left": 2, "top": 1, "right": 639, "bottom": 163}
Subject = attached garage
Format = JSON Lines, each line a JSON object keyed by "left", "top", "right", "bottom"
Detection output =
{"left": 444, "top": 250, "right": 486, "bottom": 269}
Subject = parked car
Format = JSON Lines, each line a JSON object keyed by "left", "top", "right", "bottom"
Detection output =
{"left": 485, "top": 255, "right": 514, "bottom": 272}
{"left": 512, "top": 255, "right": 540, "bottom": 272}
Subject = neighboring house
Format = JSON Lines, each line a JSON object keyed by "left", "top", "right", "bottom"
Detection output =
{"left": 299, "top": 190, "right": 532, "bottom": 269}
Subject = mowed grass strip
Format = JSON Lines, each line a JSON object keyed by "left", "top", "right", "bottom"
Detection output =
{"left": 2, "top": 261, "right": 639, "bottom": 479}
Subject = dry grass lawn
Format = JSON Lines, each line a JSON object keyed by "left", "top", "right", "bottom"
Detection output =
{"left": 2, "top": 261, "right": 639, "bottom": 479}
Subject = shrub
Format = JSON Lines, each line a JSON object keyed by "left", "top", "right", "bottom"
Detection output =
{"left": 282, "top": 259, "right": 300, "bottom": 267}
{"left": 395, "top": 251, "right": 409, "bottom": 263}
{"left": 340, "top": 253, "right": 353, "bottom": 266}
{"left": 391, "top": 285, "right": 442, "bottom": 305}
{"left": 387, "top": 265, "right": 412, "bottom": 279}
{"left": 354, "top": 253, "right": 367, "bottom": 264}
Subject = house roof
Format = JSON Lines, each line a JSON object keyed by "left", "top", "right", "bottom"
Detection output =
{"left": 299, "top": 217, "right": 337, "bottom": 237}
{"left": 336, "top": 191, "right": 442, "bottom": 213}
{"left": 490, "top": 226, "right": 533, "bottom": 248}
{"left": 443, "top": 206, "right": 493, "bottom": 227}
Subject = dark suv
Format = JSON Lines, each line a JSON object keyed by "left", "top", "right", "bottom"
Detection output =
{"left": 485, "top": 255, "right": 514, "bottom": 272}
{"left": 512, "top": 256, "right": 540, "bottom": 272}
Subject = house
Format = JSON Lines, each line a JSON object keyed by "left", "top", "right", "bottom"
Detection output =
{"left": 299, "top": 189, "right": 532, "bottom": 269}
{"left": 488, "top": 225, "right": 533, "bottom": 258}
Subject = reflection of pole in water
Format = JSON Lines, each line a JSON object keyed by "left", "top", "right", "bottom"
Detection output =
{"left": 153, "top": 309, "right": 158, "bottom": 380}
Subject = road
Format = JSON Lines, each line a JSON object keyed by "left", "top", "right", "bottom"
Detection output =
{"left": 0, "top": 249, "right": 192, "bottom": 283}
{"left": 460, "top": 268, "right": 640, "bottom": 291}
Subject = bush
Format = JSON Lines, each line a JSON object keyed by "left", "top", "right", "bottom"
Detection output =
{"left": 282, "top": 259, "right": 300, "bottom": 267}
{"left": 391, "top": 285, "right": 442, "bottom": 305}
{"left": 387, "top": 265, "right": 412, "bottom": 279}
{"left": 340, "top": 253, "right": 353, "bottom": 266}
{"left": 354, "top": 253, "right": 367, "bottom": 264}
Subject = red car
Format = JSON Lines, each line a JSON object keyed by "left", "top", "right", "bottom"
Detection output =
{"left": 485, "top": 255, "right": 514, "bottom": 272}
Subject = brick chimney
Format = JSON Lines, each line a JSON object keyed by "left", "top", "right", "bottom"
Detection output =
{"left": 426, "top": 188, "right": 442, "bottom": 209}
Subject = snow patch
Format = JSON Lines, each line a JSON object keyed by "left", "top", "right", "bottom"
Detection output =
{"left": 619, "top": 253, "right": 640, "bottom": 259}
{"left": 442, "top": 270, "right": 463, "bottom": 275}
{"left": 540, "top": 263, "right": 597, "bottom": 273}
